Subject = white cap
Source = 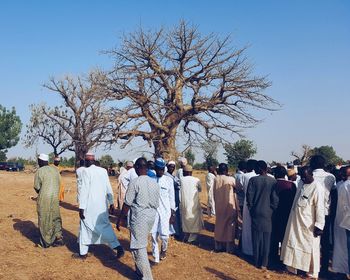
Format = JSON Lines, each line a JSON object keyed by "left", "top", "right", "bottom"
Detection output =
{"left": 168, "top": 161, "right": 176, "bottom": 166}
{"left": 38, "top": 153, "right": 49, "bottom": 161}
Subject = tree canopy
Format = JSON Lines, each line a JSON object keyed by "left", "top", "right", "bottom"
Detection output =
{"left": 0, "top": 105, "right": 22, "bottom": 159}
{"left": 224, "top": 139, "right": 257, "bottom": 167}
{"left": 310, "top": 145, "right": 343, "bottom": 166}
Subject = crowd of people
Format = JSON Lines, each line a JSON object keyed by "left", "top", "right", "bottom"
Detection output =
{"left": 32, "top": 152, "right": 350, "bottom": 280}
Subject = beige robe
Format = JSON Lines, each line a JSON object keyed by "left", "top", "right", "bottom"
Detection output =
{"left": 281, "top": 180, "right": 325, "bottom": 277}
{"left": 213, "top": 175, "right": 239, "bottom": 242}
{"left": 180, "top": 176, "right": 203, "bottom": 233}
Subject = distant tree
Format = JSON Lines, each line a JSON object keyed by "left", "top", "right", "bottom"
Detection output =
{"left": 184, "top": 148, "right": 195, "bottom": 165}
{"left": 24, "top": 104, "right": 73, "bottom": 157}
{"left": 0, "top": 105, "right": 22, "bottom": 159}
{"left": 0, "top": 151, "right": 6, "bottom": 161}
{"left": 99, "top": 154, "right": 115, "bottom": 168}
{"left": 36, "top": 72, "right": 114, "bottom": 164}
{"left": 224, "top": 139, "right": 257, "bottom": 167}
{"left": 200, "top": 140, "right": 219, "bottom": 167}
{"left": 291, "top": 144, "right": 312, "bottom": 166}
{"left": 310, "top": 145, "right": 343, "bottom": 166}
{"left": 102, "top": 20, "right": 278, "bottom": 160}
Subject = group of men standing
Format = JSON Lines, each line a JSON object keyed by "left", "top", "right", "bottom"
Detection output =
{"left": 205, "top": 155, "right": 350, "bottom": 279}
{"left": 33, "top": 151, "right": 350, "bottom": 280}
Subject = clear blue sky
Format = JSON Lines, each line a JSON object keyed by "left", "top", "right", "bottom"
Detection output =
{"left": 1, "top": 0, "right": 349, "bottom": 163}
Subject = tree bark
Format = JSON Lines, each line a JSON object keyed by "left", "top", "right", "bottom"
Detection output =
{"left": 152, "top": 129, "right": 178, "bottom": 161}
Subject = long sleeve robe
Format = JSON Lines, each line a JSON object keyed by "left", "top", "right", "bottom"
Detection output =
{"left": 78, "top": 165, "right": 118, "bottom": 246}
{"left": 281, "top": 180, "right": 325, "bottom": 276}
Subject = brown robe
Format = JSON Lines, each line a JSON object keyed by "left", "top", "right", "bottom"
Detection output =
{"left": 213, "top": 175, "right": 240, "bottom": 242}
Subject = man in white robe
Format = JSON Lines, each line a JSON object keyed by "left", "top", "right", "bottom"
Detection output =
{"left": 118, "top": 161, "right": 137, "bottom": 209}
{"left": 241, "top": 159, "right": 257, "bottom": 256}
{"left": 176, "top": 157, "right": 187, "bottom": 180}
{"left": 151, "top": 158, "right": 176, "bottom": 263}
{"left": 332, "top": 166, "right": 349, "bottom": 276}
{"left": 281, "top": 166, "right": 325, "bottom": 279}
{"left": 206, "top": 165, "right": 216, "bottom": 217}
{"left": 74, "top": 153, "right": 124, "bottom": 259}
{"left": 310, "top": 155, "right": 336, "bottom": 275}
{"left": 180, "top": 165, "right": 203, "bottom": 243}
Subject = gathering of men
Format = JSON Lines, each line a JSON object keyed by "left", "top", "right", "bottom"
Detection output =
{"left": 32, "top": 151, "right": 350, "bottom": 280}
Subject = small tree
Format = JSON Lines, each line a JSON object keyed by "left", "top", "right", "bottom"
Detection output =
{"left": 184, "top": 148, "right": 195, "bottom": 165}
{"left": 24, "top": 104, "right": 73, "bottom": 157}
{"left": 99, "top": 154, "right": 115, "bottom": 168}
{"left": 0, "top": 105, "right": 22, "bottom": 159}
{"left": 224, "top": 139, "right": 257, "bottom": 167}
{"left": 310, "top": 145, "right": 343, "bottom": 166}
{"left": 201, "top": 140, "right": 219, "bottom": 167}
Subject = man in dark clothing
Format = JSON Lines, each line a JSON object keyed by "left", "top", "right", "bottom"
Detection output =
{"left": 270, "top": 166, "right": 296, "bottom": 268}
{"left": 246, "top": 160, "right": 278, "bottom": 269}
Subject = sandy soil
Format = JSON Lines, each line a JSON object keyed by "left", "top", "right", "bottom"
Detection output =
{"left": 0, "top": 170, "right": 304, "bottom": 280}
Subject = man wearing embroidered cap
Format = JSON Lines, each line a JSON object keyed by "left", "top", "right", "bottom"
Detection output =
{"left": 34, "top": 153, "right": 63, "bottom": 248}
{"left": 151, "top": 158, "right": 176, "bottom": 263}
{"left": 74, "top": 152, "right": 124, "bottom": 259}
{"left": 53, "top": 156, "right": 65, "bottom": 202}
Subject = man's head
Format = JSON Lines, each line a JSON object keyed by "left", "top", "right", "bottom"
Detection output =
{"left": 300, "top": 166, "right": 314, "bottom": 184}
{"left": 53, "top": 157, "right": 60, "bottom": 167}
{"left": 256, "top": 160, "right": 268, "bottom": 175}
{"left": 167, "top": 161, "right": 176, "bottom": 175}
{"left": 246, "top": 159, "right": 258, "bottom": 173}
{"left": 118, "top": 162, "right": 123, "bottom": 168}
{"left": 309, "top": 155, "right": 326, "bottom": 171}
{"left": 345, "top": 165, "right": 350, "bottom": 180}
{"left": 38, "top": 153, "right": 49, "bottom": 168}
{"left": 274, "top": 165, "right": 287, "bottom": 179}
{"left": 237, "top": 160, "right": 247, "bottom": 173}
{"left": 154, "top": 158, "right": 166, "bottom": 177}
{"left": 208, "top": 165, "right": 217, "bottom": 175}
{"left": 134, "top": 157, "right": 148, "bottom": 176}
{"left": 79, "top": 159, "right": 85, "bottom": 167}
{"left": 126, "top": 161, "right": 134, "bottom": 170}
{"left": 85, "top": 152, "right": 95, "bottom": 167}
{"left": 218, "top": 163, "right": 229, "bottom": 176}
{"left": 178, "top": 157, "right": 188, "bottom": 168}
{"left": 147, "top": 160, "right": 155, "bottom": 171}
{"left": 287, "top": 168, "right": 297, "bottom": 181}
{"left": 183, "top": 165, "right": 193, "bottom": 176}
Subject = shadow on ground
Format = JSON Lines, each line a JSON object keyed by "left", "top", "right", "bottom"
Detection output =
{"left": 12, "top": 218, "right": 136, "bottom": 279}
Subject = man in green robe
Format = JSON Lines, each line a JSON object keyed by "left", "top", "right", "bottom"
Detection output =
{"left": 34, "top": 153, "right": 63, "bottom": 248}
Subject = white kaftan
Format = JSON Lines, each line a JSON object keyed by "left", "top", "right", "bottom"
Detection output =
{"left": 241, "top": 171, "right": 256, "bottom": 255}
{"left": 78, "top": 165, "right": 119, "bottom": 249}
{"left": 206, "top": 172, "right": 216, "bottom": 216}
{"left": 180, "top": 176, "right": 203, "bottom": 233}
{"left": 281, "top": 180, "right": 325, "bottom": 277}
{"left": 332, "top": 180, "right": 349, "bottom": 274}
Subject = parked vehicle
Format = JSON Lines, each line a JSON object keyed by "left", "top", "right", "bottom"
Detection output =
{"left": 0, "top": 162, "right": 7, "bottom": 170}
{"left": 6, "top": 162, "right": 25, "bottom": 172}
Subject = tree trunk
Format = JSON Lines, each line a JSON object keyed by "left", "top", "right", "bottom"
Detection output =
{"left": 152, "top": 129, "right": 178, "bottom": 161}
{"left": 74, "top": 142, "right": 88, "bottom": 168}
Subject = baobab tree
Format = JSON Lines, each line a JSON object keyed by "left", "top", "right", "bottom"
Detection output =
{"left": 24, "top": 104, "right": 73, "bottom": 157}
{"left": 31, "top": 71, "right": 113, "bottom": 163}
{"left": 103, "top": 21, "right": 278, "bottom": 160}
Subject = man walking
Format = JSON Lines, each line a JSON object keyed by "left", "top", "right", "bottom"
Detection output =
{"left": 206, "top": 165, "right": 217, "bottom": 217}
{"left": 151, "top": 158, "right": 175, "bottom": 264}
{"left": 117, "top": 157, "right": 160, "bottom": 280}
{"left": 246, "top": 160, "right": 278, "bottom": 269}
{"left": 34, "top": 153, "right": 63, "bottom": 248}
{"left": 74, "top": 152, "right": 124, "bottom": 259}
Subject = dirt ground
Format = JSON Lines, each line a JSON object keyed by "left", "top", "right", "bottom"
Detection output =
{"left": 0, "top": 170, "right": 303, "bottom": 280}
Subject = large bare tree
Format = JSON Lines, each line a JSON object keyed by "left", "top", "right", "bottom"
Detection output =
{"left": 103, "top": 21, "right": 278, "bottom": 160}
{"left": 36, "top": 71, "right": 113, "bottom": 162}
{"left": 24, "top": 104, "right": 73, "bottom": 157}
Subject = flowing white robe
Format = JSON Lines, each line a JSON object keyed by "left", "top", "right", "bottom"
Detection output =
{"left": 151, "top": 175, "right": 176, "bottom": 236}
{"left": 241, "top": 171, "right": 256, "bottom": 255}
{"left": 180, "top": 176, "right": 203, "bottom": 233}
{"left": 78, "top": 165, "right": 118, "bottom": 246}
{"left": 332, "top": 180, "right": 349, "bottom": 274}
{"left": 281, "top": 180, "right": 325, "bottom": 277}
{"left": 206, "top": 172, "right": 216, "bottom": 216}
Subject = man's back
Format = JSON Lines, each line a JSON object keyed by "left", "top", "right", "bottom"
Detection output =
{"left": 313, "top": 169, "right": 336, "bottom": 215}
{"left": 247, "top": 175, "right": 277, "bottom": 232}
